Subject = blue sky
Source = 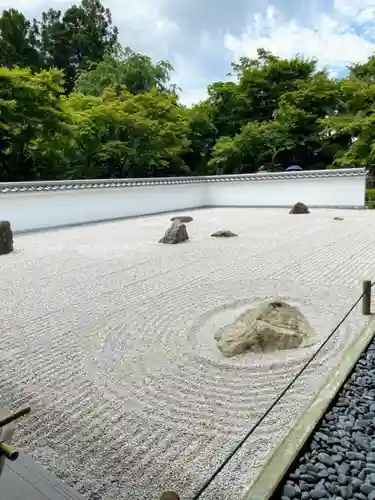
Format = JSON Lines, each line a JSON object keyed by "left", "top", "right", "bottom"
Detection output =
{"left": 1, "top": 0, "right": 375, "bottom": 104}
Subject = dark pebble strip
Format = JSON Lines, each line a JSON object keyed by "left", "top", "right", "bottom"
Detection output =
{"left": 274, "top": 340, "right": 375, "bottom": 500}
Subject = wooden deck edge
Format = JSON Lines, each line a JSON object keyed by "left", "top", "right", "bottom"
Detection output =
{"left": 242, "top": 316, "right": 375, "bottom": 500}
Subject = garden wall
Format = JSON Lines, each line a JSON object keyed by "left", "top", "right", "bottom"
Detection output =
{"left": 0, "top": 168, "right": 366, "bottom": 232}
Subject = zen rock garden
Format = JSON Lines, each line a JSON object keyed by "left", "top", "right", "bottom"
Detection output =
{"left": 215, "top": 298, "right": 314, "bottom": 357}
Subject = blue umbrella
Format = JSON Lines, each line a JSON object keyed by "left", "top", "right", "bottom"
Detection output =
{"left": 286, "top": 165, "right": 303, "bottom": 171}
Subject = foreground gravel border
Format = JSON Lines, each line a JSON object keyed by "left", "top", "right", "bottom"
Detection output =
{"left": 275, "top": 335, "right": 375, "bottom": 500}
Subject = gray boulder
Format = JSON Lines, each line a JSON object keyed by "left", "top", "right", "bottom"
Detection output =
{"left": 170, "top": 215, "right": 193, "bottom": 223}
{"left": 334, "top": 216, "right": 344, "bottom": 221}
{"left": 211, "top": 230, "right": 238, "bottom": 238}
{"left": 159, "top": 220, "right": 189, "bottom": 244}
{"left": 215, "top": 298, "right": 314, "bottom": 357}
{"left": 0, "top": 221, "right": 13, "bottom": 255}
{"left": 289, "top": 202, "right": 310, "bottom": 214}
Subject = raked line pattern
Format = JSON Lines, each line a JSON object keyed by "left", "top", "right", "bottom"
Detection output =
{"left": 0, "top": 207, "right": 374, "bottom": 500}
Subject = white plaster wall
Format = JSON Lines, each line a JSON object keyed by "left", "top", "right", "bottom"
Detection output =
{"left": 1, "top": 183, "right": 206, "bottom": 232}
{"left": 207, "top": 176, "right": 366, "bottom": 208}
{"left": 0, "top": 169, "right": 366, "bottom": 233}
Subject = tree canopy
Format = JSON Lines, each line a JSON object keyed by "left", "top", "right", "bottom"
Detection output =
{"left": 1, "top": 1, "right": 375, "bottom": 182}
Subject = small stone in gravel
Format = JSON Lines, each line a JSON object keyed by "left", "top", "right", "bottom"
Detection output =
{"left": 170, "top": 216, "right": 193, "bottom": 223}
{"left": 351, "top": 478, "right": 362, "bottom": 490}
{"left": 347, "top": 451, "right": 365, "bottom": 460}
{"left": 283, "top": 485, "right": 297, "bottom": 497}
{"left": 317, "top": 452, "right": 333, "bottom": 466}
{"left": 315, "top": 463, "right": 326, "bottom": 470}
{"left": 310, "top": 489, "right": 327, "bottom": 499}
{"left": 351, "top": 461, "right": 365, "bottom": 470}
{"left": 360, "top": 483, "right": 375, "bottom": 495}
{"left": 338, "top": 485, "right": 352, "bottom": 498}
{"left": 306, "top": 464, "right": 319, "bottom": 474}
{"left": 211, "top": 230, "right": 238, "bottom": 238}
{"left": 300, "top": 474, "right": 317, "bottom": 483}
{"left": 354, "top": 494, "right": 367, "bottom": 500}
{"left": 369, "top": 492, "right": 375, "bottom": 500}
{"left": 325, "top": 483, "right": 338, "bottom": 495}
{"left": 338, "top": 474, "right": 349, "bottom": 485}
{"left": 337, "top": 463, "right": 350, "bottom": 475}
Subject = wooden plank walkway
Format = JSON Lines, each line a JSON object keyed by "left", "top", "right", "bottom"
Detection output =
{"left": 1, "top": 455, "right": 84, "bottom": 500}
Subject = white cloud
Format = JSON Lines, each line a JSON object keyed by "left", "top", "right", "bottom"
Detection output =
{"left": 172, "top": 54, "right": 210, "bottom": 105}
{"left": 105, "top": 0, "right": 179, "bottom": 56}
{"left": 334, "top": 0, "right": 375, "bottom": 16}
{"left": 3, "top": 0, "right": 375, "bottom": 106}
{"left": 224, "top": 2, "right": 375, "bottom": 75}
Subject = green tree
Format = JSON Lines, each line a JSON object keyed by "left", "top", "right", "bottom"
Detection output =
{"left": 237, "top": 49, "right": 317, "bottom": 123}
{"left": 38, "top": 0, "right": 118, "bottom": 93}
{"left": 0, "top": 67, "right": 71, "bottom": 181}
{"left": 205, "top": 81, "right": 246, "bottom": 137}
{"left": 0, "top": 9, "right": 42, "bottom": 70}
{"left": 204, "top": 49, "right": 318, "bottom": 141}
{"left": 182, "top": 105, "right": 217, "bottom": 174}
{"left": 75, "top": 45, "right": 174, "bottom": 96}
{"left": 63, "top": 88, "right": 190, "bottom": 179}
{"left": 208, "top": 121, "right": 281, "bottom": 174}
{"left": 320, "top": 76, "right": 375, "bottom": 170}
{"left": 271, "top": 73, "right": 343, "bottom": 168}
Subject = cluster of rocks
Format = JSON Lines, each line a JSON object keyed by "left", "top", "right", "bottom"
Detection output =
{"left": 0, "top": 220, "right": 13, "bottom": 255}
{"left": 159, "top": 216, "right": 238, "bottom": 244}
{"left": 215, "top": 299, "right": 314, "bottom": 357}
{"left": 276, "top": 341, "right": 375, "bottom": 500}
{"left": 159, "top": 205, "right": 345, "bottom": 244}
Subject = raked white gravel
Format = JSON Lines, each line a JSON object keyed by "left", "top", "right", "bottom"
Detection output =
{"left": 1, "top": 207, "right": 375, "bottom": 500}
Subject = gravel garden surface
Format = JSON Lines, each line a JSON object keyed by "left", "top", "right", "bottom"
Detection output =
{"left": 0, "top": 207, "right": 374, "bottom": 500}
